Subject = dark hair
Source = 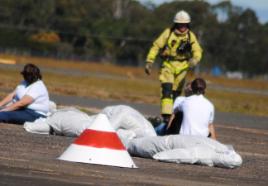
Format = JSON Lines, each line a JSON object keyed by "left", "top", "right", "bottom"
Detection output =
{"left": 184, "top": 82, "right": 193, "bottom": 97}
{"left": 21, "top": 63, "right": 42, "bottom": 84}
{"left": 191, "top": 78, "right": 206, "bottom": 95}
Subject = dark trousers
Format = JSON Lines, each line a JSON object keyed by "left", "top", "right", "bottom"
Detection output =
{"left": 154, "top": 111, "right": 183, "bottom": 136}
{"left": 166, "top": 111, "right": 183, "bottom": 135}
{"left": 0, "top": 109, "right": 46, "bottom": 125}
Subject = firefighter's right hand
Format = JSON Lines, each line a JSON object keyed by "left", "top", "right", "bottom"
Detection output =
{"left": 145, "top": 62, "right": 153, "bottom": 75}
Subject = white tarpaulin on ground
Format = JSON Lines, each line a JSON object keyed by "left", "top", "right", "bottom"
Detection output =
{"left": 47, "top": 107, "right": 96, "bottom": 137}
{"left": 101, "top": 105, "right": 156, "bottom": 139}
{"left": 24, "top": 105, "right": 156, "bottom": 143}
{"left": 127, "top": 135, "right": 242, "bottom": 168}
{"left": 24, "top": 107, "right": 94, "bottom": 136}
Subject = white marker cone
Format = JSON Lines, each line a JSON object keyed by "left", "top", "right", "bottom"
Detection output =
{"left": 59, "top": 113, "right": 137, "bottom": 168}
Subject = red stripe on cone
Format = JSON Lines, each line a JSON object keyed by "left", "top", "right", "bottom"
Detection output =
{"left": 74, "top": 129, "right": 126, "bottom": 150}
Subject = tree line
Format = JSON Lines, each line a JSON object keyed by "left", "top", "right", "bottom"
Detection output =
{"left": 0, "top": 0, "right": 267, "bottom": 76}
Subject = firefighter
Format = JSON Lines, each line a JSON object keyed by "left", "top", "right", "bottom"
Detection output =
{"left": 145, "top": 10, "right": 202, "bottom": 124}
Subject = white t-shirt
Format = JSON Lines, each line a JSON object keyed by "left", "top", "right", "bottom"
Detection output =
{"left": 173, "top": 96, "right": 186, "bottom": 113}
{"left": 174, "top": 94, "right": 214, "bottom": 137}
{"left": 14, "top": 80, "right": 49, "bottom": 116}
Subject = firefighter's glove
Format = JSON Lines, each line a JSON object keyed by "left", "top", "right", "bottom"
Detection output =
{"left": 145, "top": 62, "right": 153, "bottom": 75}
{"left": 188, "top": 58, "right": 199, "bottom": 68}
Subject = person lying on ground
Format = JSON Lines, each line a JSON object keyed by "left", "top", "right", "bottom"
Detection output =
{"left": 167, "top": 78, "right": 216, "bottom": 139}
{"left": 127, "top": 134, "right": 242, "bottom": 168}
{"left": 24, "top": 105, "right": 156, "bottom": 144}
{"left": 0, "top": 63, "right": 49, "bottom": 124}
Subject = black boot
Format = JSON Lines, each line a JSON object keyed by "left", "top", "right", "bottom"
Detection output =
{"left": 147, "top": 116, "right": 162, "bottom": 128}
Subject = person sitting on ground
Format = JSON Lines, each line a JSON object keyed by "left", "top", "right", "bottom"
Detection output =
{"left": 167, "top": 78, "right": 216, "bottom": 139}
{"left": 0, "top": 63, "right": 49, "bottom": 124}
{"left": 154, "top": 82, "right": 192, "bottom": 135}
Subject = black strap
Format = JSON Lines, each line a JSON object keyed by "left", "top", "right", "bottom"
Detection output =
{"left": 164, "top": 28, "right": 173, "bottom": 48}
{"left": 165, "top": 29, "right": 192, "bottom": 49}
{"left": 187, "top": 31, "right": 191, "bottom": 43}
{"left": 49, "top": 126, "right": 55, "bottom": 135}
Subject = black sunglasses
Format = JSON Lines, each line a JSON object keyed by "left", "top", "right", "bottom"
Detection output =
{"left": 175, "top": 23, "right": 189, "bottom": 28}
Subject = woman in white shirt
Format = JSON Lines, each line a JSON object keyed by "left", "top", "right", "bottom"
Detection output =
{"left": 0, "top": 63, "right": 49, "bottom": 124}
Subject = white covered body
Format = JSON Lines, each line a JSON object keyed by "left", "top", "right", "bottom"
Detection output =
{"left": 127, "top": 135, "right": 242, "bottom": 168}
{"left": 24, "top": 105, "right": 156, "bottom": 142}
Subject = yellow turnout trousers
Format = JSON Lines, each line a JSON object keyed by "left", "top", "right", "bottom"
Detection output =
{"left": 159, "top": 61, "right": 189, "bottom": 115}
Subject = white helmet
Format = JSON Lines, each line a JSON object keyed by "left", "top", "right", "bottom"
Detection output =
{"left": 173, "top": 10, "right": 191, "bottom": 23}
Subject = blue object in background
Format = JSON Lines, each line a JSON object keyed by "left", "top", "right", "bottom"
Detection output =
{"left": 211, "top": 66, "right": 222, "bottom": 76}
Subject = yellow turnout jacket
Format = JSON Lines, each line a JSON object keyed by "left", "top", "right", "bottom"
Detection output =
{"left": 146, "top": 28, "right": 202, "bottom": 65}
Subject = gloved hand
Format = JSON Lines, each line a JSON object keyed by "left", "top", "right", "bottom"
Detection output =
{"left": 188, "top": 58, "right": 199, "bottom": 68}
{"left": 145, "top": 62, "right": 153, "bottom": 75}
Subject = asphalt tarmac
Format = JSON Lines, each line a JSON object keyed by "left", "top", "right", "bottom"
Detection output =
{"left": 0, "top": 120, "right": 267, "bottom": 185}
{"left": 0, "top": 96, "right": 268, "bottom": 185}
